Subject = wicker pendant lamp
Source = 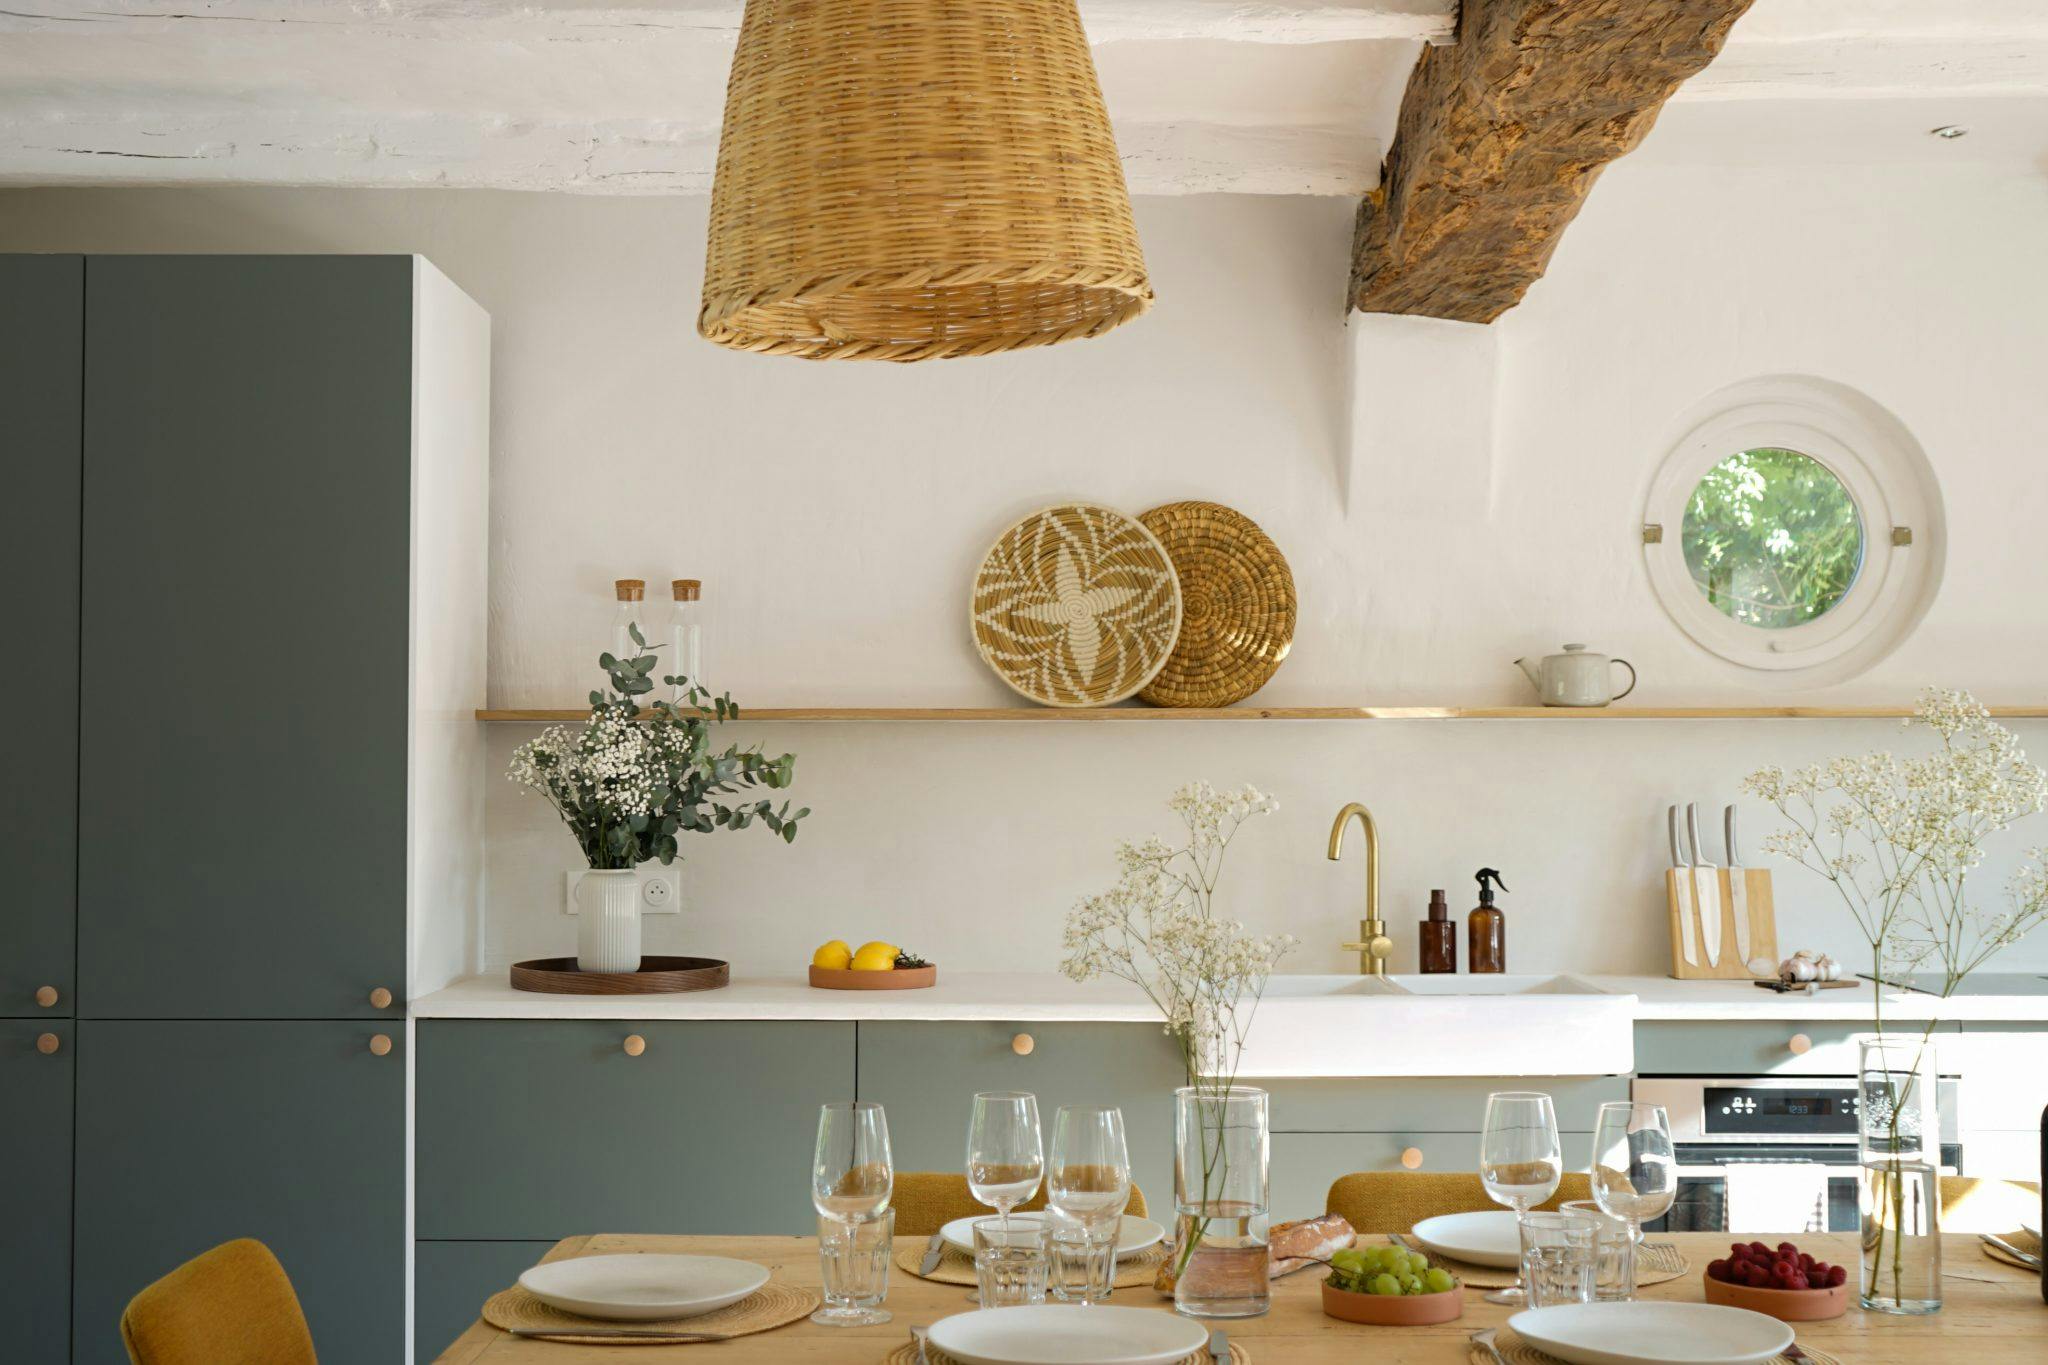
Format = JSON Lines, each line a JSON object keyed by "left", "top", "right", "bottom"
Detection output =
{"left": 699, "top": 0, "right": 1153, "bottom": 362}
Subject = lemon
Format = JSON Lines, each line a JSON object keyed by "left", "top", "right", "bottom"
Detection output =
{"left": 811, "top": 940, "right": 853, "bottom": 970}
{"left": 850, "top": 945, "right": 898, "bottom": 971}
{"left": 855, "top": 940, "right": 898, "bottom": 961}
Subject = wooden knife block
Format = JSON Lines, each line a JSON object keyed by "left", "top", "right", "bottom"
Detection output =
{"left": 1666, "top": 868, "right": 1778, "bottom": 980}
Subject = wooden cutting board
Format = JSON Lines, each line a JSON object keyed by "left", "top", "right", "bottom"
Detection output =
{"left": 1667, "top": 867, "right": 1777, "bottom": 980}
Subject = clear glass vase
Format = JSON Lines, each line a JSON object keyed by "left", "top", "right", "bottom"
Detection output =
{"left": 1858, "top": 1035, "right": 1943, "bottom": 1314}
{"left": 1172, "top": 1085, "right": 1270, "bottom": 1319}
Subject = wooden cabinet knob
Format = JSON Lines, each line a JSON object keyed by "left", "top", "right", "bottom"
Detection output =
{"left": 623, "top": 1034, "right": 647, "bottom": 1057}
{"left": 1788, "top": 1032, "right": 1812, "bottom": 1055}
{"left": 34, "top": 985, "right": 58, "bottom": 1009}
{"left": 36, "top": 1033, "right": 60, "bottom": 1056}
{"left": 1400, "top": 1146, "right": 1425, "bottom": 1170}
{"left": 368, "top": 1033, "right": 393, "bottom": 1057}
{"left": 1011, "top": 1033, "right": 1035, "bottom": 1057}
{"left": 369, "top": 987, "right": 394, "bottom": 1009}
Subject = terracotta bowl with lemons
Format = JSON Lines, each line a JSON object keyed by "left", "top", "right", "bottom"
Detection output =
{"left": 808, "top": 940, "right": 938, "bottom": 990}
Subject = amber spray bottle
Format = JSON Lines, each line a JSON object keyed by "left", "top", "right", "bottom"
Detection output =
{"left": 1419, "top": 890, "right": 1457, "bottom": 973}
{"left": 1469, "top": 868, "right": 1509, "bottom": 974}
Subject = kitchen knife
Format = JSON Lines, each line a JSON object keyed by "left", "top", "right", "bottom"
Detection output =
{"left": 1725, "top": 804, "right": 1758, "bottom": 974}
{"left": 919, "top": 1228, "right": 948, "bottom": 1276}
{"left": 1668, "top": 805, "right": 1697, "bottom": 968}
{"left": 1688, "top": 802, "right": 1722, "bottom": 968}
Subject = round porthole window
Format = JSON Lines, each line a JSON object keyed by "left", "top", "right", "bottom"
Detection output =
{"left": 1643, "top": 377, "right": 1943, "bottom": 680}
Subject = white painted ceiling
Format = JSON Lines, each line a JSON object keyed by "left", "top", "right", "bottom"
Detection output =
{"left": 1, "top": 0, "right": 2044, "bottom": 195}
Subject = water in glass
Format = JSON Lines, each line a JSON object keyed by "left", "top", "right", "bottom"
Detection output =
{"left": 973, "top": 1216, "right": 1049, "bottom": 1307}
{"left": 1048, "top": 1106, "right": 1130, "bottom": 1305}
{"left": 818, "top": 1211, "right": 893, "bottom": 1321}
{"left": 1520, "top": 1211, "right": 1597, "bottom": 1308}
{"left": 1561, "top": 1199, "right": 1637, "bottom": 1302}
{"left": 1479, "top": 1091, "right": 1562, "bottom": 1307}
{"left": 1589, "top": 1101, "right": 1676, "bottom": 1301}
{"left": 812, "top": 1101, "right": 893, "bottom": 1326}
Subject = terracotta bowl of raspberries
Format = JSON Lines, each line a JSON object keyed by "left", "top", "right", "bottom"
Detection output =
{"left": 1702, "top": 1240, "right": 1849, "bottom": 1321}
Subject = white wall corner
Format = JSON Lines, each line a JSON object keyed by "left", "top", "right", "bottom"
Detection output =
{"left": 1342, "top": 313, "right": 1499, "bottom": 519}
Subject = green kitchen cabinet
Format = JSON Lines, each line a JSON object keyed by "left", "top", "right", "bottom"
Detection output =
{"left": 415, "top": 1241, "right": 556, "bottom": 1363}
{"left": 1263, "top": 1076, "right": 1628, "bottom": 1136}
{"left": 0, "top": 256, "right": 82, "bottom": 1020}
{"left": 77, "top": 256, "right": 416, "bottom": 1019}
{"left": 1633, "top": 1020, "right": 1961, "bottom": 1077}
{"left": 2, "top": 1022, "right": 74, "bottom": 1363}
{"left": 71, "top": 1019, "right": 406, "bottom": 1365}
{"left": 856, "top": 1022, "right": 1186, "bottom": 1214}
{"left": 415, "top": 1020, "right": 856, "bottom": 1240}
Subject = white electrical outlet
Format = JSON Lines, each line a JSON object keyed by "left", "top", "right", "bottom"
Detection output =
{"left": 563, "top": 868, "right": 681, "bottom": 915}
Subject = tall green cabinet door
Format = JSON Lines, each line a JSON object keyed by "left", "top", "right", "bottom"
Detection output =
{"left": 72, "top": 1020, "right": 405, "bottom": 1365}
{"left": 1, "top": 1023, "right": 74, "bottom": 1362}
{"left": 79, "top": 256, "right": 414, "bottom": 1018}
{"left": 0, "top": 256, "right": 82, "bottom": 1020}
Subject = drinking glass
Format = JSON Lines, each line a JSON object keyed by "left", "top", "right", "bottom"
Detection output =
{"left": 1048, "top": 1106, "right": 1131, "bottom": 1306}
{"left": 1519, "top": 1211, "right": 1597, "bottom": 1308}
{"left": 1561, "top": 1199, "right": 1636, "bottom": 1302}
{"left": 973, "top": 1216, "right": 1049, "bottom": 1307}
{"left": 966, "top": 1092, "right": 1044, "bottom": 1237}
{"left": 812, "top": 1101, "right": 893, "bottom": 1326}
{"left": 1589, "top": 1101, "right": 1677, "bottom": 1301}
{"left": 1047, "top": 1206, "right": 1118, "bottom": 1304}
{"left": 1479, "top": 1091, "right": 1562, "bottom": 1306}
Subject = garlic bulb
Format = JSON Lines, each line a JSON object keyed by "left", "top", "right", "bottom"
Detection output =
{"left": 1780, "top": 955, "right": 1818, "bottom": 982}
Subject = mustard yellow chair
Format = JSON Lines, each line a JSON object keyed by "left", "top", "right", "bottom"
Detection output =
{"left": 892, "top": 1172, "right": 1150, "bottom": 1239}
{"left": 120, "top": 1238, "right": 317, "bottom": 1365}
{"left": 1326, "top": 1171, "right": 1594, "bottom": 1235}
{"left": 1940, "top": 1176, "right": 2040, "bottom": 1234}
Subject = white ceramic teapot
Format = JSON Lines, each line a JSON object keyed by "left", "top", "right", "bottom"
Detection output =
{"left": 1513, "top": 644, "right": 1637, "bottom": 708}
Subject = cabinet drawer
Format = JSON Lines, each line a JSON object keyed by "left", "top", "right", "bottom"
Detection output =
{"left": 1633, "top": 1021, "right": 1961, "bottom": 1076}
{"left": 1265, "top": 1077, "right": 1628, "bottom": 1134}
{"left": 417, "top": 1019, "right": 855, "bottom": 1239}
{"left": 417, "top": 1241, "right": 555, "bottom": 1363}
{"left": 1, "top": 1023, "right": 72, "bottom": 1364}
{"left": 857, "top": 1022, "right": 1184, "bottom": 1216}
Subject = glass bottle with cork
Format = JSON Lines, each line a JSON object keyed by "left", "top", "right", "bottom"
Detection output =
{"left": 611, "top": 579, "right": 647, "bottom": 669}
{"left": 1468, "top": 869, "right": 1509, "bottom": 974}
{"left": 668, "top": 578, "right": 704, "bottom": 703}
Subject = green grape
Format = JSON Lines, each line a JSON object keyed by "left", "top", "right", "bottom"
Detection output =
{"left": 1368, "top": 1273, "right": 1400, "bottom": 1296}
{"left": 1331, "top": 1249, "right": 1366, "bottom": 1273}
{"left": 1404, "top": 1251, "right": 1431, "bottom": 1276}
{"left": 1423, "top": 1267, "right": 1455, "bottom": 1293}
{"left": 1399, "top": 1274, "right": 1423, "bottom": 1294}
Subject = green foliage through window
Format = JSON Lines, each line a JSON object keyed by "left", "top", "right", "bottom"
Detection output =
{"left": 1681, "top": 447, "right": 1864, "bottom": 630}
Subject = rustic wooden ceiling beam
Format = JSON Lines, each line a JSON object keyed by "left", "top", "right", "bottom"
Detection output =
{"left": 1349, "top": 0, "right": 1757, "bottom": 323}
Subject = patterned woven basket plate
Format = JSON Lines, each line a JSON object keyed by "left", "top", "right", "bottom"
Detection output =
{"left": 1487, "top": 1324, "right": 1837, "bottom": 1365}
{"left": 971, "top": 504, "right": 1182, "bottom": 708}
{"left": 884, "top": 1336, "right": 1249, "bottom": 1365}
{"left": 1136, "top": 501, "right": 1295, "bottom": 708}
{"left": 1412, "top": 1238, "right": 1689, "bottom": 1290}
{"left": 482, "top": 1279, "right": 815, "bottom": 1346}
{"left": 894, "top": 1239, "right": 1167, "bottom": 1288}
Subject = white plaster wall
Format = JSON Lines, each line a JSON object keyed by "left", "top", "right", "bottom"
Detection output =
{"left": 4, "top": 160, "right": 2045, "bottom": 978}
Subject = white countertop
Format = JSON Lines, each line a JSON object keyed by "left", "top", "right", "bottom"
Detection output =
{"left": 411, "top": 970, "right": 2048, "bottom": 1023}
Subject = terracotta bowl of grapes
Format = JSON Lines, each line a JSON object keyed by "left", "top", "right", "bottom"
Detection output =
{"left": 1320, "top": 1246, "right": 1464, "bottom": 1325}
{"left": 1701, "top": 1240, "right": 1849, "bottom": 1321}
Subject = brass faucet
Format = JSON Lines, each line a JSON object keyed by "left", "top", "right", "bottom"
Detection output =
{"left": 1328, "top": 802, "right": 1393, "bottom": 976}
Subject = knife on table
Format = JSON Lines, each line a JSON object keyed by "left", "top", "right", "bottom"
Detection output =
{"left": 1687, "top": 802, "right": 1722, "bottom": 968}
{"left": 1725, "top": 804, "right": 1759, "bottom": 974}
{"left": 920, "top": 1228, "right": 948, "bottom": 1276}
{"left": 1668, "top": 805, "right": 1697, "bottom": 968}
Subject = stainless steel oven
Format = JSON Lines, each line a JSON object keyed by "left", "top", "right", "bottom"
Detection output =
{"left": 1633, "top": 1077, "right": 1960, "bottom": 1234}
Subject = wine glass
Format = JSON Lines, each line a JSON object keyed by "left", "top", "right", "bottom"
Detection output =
{"left": 967, "top": 1091, "right": 1044, "bottom": 1236}
{"left": 1590, "top": 1101, "right": 1677, "bottom": 1300}
{"left": 1048, "top": 1106, "right": 1130, "bottom": 1305}
{"left": 812, "top": 1101, "right": 893, "bottom": 1326}
{"left": 1480, "top": 1090, "right": 1562, "bottom": 1306}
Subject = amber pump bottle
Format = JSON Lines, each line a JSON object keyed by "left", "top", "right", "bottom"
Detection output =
{"left": 1468, "top": 868, "right": 1509, "bottom": 974}
{"left": 1419, "top": 890, "right": 1457, "bottom": 973}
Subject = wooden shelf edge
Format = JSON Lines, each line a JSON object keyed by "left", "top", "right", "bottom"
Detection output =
{"left": 475, "top": 705, "right": 2048, "bottom": 723}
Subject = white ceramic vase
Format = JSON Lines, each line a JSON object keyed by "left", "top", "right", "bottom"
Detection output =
{"left": 574, "top": 869, "right": 642, "bottom": 973}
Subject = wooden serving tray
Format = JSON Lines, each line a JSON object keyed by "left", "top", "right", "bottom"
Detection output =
{"left": 510, "top": 956, "right": 730, "bottom": 994}
{"left": 808, "top": 964, "right": 937, "bottom": 990}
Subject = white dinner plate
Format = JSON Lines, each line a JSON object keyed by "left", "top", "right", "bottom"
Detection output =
{"left": 1410, "top": 1210, "right": 1523, "bottom": 1268}
{"left": 1509, "top": 1302, "right": 1795, "bottom": 1365}
{"left": 926, "top": 1304, "right": 1210, "bottom": 1365}
{"left": 940, "top": 1213, "right": 1166, "bottom": 1260}
{"left": 517, "top": 1253, "right": 769, "bottom": 1321}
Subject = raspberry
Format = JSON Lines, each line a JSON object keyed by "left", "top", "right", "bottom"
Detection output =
{"left": 1825, "top": 1265, "right": 1848, "bottom": 1288}
{"left": 1707, "top": 1259, "right": 1730, "bottom": 1282}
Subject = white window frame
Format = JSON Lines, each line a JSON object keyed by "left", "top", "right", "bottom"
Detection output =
{"left": 1642, "top": 375, "right": 1943, "bottom": 679}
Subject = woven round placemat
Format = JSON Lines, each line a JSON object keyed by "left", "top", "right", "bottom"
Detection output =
{"left": 1980, "top": 1228, "right": 2040, "bottom": 1270}
{"left": 1489, "top": 1325, "right": 1836, "bottom": 1365}
{"left": 970, "top": 504, "right": 1181, "bottom": 708}
{"left": 895, "top": 1240, "right": 1168, "bottom": 1288}
{"left": 884, "top": 1334, "right": 1248, "bottom": 1365}
{"left": 1136, "top": 502, "right": 1295, "bottom": 709}
{"left": 482, "top": 1280, "right": 816, "bottom": 1345}
{"left": 1412, "top": 1238, "right": 1689, "bottom": 1290}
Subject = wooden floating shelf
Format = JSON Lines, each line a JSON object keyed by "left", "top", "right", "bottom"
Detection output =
{"left": 476, "top": 705, "right": 2048, "bottom": 723}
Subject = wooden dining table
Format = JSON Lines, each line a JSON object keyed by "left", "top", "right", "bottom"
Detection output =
{"left": 435, "top": 1231, "right": 2045, "bottom": 1363}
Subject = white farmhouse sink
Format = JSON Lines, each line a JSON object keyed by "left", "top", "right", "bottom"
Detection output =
{"left": 1234, "top": 974, "right": 1636, "bottom": 1078}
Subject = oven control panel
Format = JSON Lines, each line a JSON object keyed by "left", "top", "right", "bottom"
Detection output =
{"left": 1703, "top": 1086, "right": 1859, "bottom": 1136}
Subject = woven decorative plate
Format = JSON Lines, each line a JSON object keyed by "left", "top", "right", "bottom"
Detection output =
{"left": 883, "top": 1338, "right": 1249, "bottom": 1365}
{"left": 1136, "top": 501, "right": 1295, "bottom": 708}
{"left": 895, "top": 1239, "right": 1167, "bottom": 1289}
{"left": 481, "top": 1279, "right": 815, "bottom": 1345}
{"left": 1487, "top": 1325, "right": 1837, "bottom": 1365}
{"left": 970, "top": 504, "right": 1182, "bottom": 708}
{"left": 1408, "top": 1238, "right": 1689, "bottom": 1289}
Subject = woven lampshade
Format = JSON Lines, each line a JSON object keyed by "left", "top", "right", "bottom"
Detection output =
{"left": 700, "top": 0, "right": 1153, "bottom": 362}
